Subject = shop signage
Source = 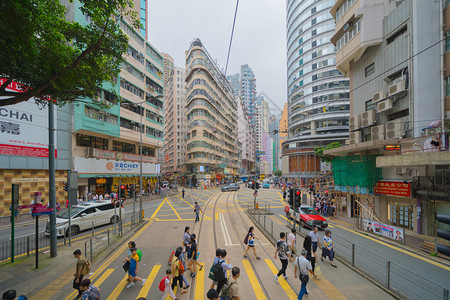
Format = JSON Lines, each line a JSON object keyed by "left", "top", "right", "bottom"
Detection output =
{"left": 93, "top": 149, "right": 116, "bottom": 159}
{"left": 92, "top": 148, "right": 156, "bottom": 163}
{"left": 384, "top": 144, "right": 401, "bottom": 151}
{"left": 374, "top": 181, "right": 411, "bottom": 197}
{"left": 96, "top": 178, "right": 107, "bottom": 184}
{"left": 363, "top": 219, "right": 405, "bottom": 242}
{"left": 0, "top": 79, "right": 58, "bottom": 158}
{"left": 74, "top": 157, "right": 156, "bottom": 174}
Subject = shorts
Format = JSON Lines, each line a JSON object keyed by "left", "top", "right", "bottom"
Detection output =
{"left": 312, "top": 242, "right": 318, "bottom": 252}
{"left": 248, "top": 244, "right": 255, "bottom": 248}
{"left": 128, "top": 267, "right": 137, "bottom": 277}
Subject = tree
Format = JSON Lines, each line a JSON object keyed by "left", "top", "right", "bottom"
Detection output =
{"left": 314, "top": 142, "right": 342, "bottom": 163}
{"left": 0, "top": 0, "right": 139, "bottom": 107}
{"left": 273, "top": 169, "right": 282, "bottom": 177}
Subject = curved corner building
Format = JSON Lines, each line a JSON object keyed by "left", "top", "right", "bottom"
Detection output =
{"left": 284, "top": 0, "right": 350, "bottom": 181}
{"left": 185, "top": 39, "right": 239, "bottom": 184}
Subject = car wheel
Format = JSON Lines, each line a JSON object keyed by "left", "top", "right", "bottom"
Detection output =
{"left": 70, "top": 225, "right": 80, "bottom": 236}
{"left": 110, "top": 215, "right": 120, "bottom": 224}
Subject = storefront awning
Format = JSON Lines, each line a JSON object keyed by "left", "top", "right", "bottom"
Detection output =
{"left": 180, "top": 173, "right": 196, "bottom": 177}
{"left": 79, "top": 174, "right": 161, "bottom": 178}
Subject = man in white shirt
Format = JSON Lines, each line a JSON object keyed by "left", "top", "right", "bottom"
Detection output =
{"left": 287, "top": 228, "right": 296, "bottom": 262}
{"left": 294, "top": 249, "right": 317, "bottom": 300}
{"left": 308, "top": 227, "right": 320, "bottom": 257}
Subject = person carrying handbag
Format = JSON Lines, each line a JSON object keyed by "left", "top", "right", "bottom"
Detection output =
{"left": 294, "top": 249, "right": 317, "bottom": 300}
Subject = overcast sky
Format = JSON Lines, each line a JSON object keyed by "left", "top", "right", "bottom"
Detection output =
{"left": 148, "top": 0, "right": 287, "bottom": 115}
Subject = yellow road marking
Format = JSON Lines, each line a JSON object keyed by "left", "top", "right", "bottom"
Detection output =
{"left": 311, "top": 275, "right": 348, "bottom": 300}
{"left": 242, "top": 259, "right": 267, "bottom": 299}
{"left": 176, "top": 195, "right": 195, "bottom": 208}
{"left": 106, "top": 274, "right": 128, "bottom": 300}
{"left": 331, "top": 223, "right": 450, "bottom": 272}
{"left": 194, "top": 262, "right": 205, "bottom": 300}
{"left": 166, "top": 198, "right": 182, "bottom": 220}
{"left": 264, "top": 259, "right": 297, "bottom": 299}
{"left": 137, "top": 264, "right": 161, "bottom": 299}
{"left": 93, "top": 268, "right": 115, "bottom": 287}
{"left": 278, "top": 192, "right": 288, "bottom": 206}
{"left": 187, "top": 193, "right": 225, "bottom": 213}
{"left": 65, "top": 220, "right": 154, "bottom": 300}
{"left": 150, "top": 198, "right": 167, "bottom": 219}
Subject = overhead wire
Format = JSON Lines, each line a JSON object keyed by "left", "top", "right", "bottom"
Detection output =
{"left": 224, "top": 0, "right": 240, "bottom": 77}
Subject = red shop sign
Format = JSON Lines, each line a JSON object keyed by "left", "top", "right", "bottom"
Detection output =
{"left": 374, "top": 181, "right": 411, "bottom": 197}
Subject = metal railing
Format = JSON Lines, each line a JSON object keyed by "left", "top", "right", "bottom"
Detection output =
{"left": 0, "top": 212, "right": 140, "bottom": 264}
{"left": 248, "top": 206, "right": 449, "bottom": 300}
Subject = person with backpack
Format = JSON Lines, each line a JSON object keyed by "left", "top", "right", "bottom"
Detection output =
{"left": 72, "top": 249, "right": 91, "bottom": 300}
{"left": 274, "top": 232, "right": 291, "bottom": 284}
{"left": 303, "top": 235, "right": 316, "bottom": 272}
{"left": 243, "top": 227, "right": 261, "bottom": 260}
{"left": 171, "top": 248, "right": 188, "bottom": 295}
{"left": 294, "top": 249, "right": 317, "bottom": 299}
{"left": 80, "top": 279, "right": 100, "bottom": 300}
{"left": 215, "top": 249, "right": 232, "bottom": 293}
{"left": 187, "top": 234, "right": 203, "bottom": 278}
{"left": 126, "top": 248, "right": 146, "bottom": 288}
{"left": 220, "top": 266, "right": 240, "bottom": 300}
{"left": 209, "top": 249, "right": 223, "bottom": 290}
{"left": 159, "top": 269, "right": 178, "bottom": 300}
{"left": 175, "top": 246, "right": 190, "bottom": 289}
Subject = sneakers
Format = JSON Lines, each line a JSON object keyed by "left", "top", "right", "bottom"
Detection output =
{"left": 274, "top": 275, "right": 279, "bottom": 284}
{"left": 185, "top": 284, "right": 190, "bottom": 289}
{"left": 73, "top": 296, "right": 81, "bottom": 300}
{"left": 199, "top": 265, "right": 203, "bottom": 271}
{"left": 141, "top": 279, "right": 146, "bottom": 287}
{"left": 126, "top": 282, "right": 135, "bottom": 288}
{"left": 190, "top": 272, "right": 197, "bottom": 278}
{"left": 256, "top": 257, "right": 261, "bottom": 260}
{"left": 284, "top": 275, "right": 288, "bottom": 280}
{"left": 243, "top": 255, "right": 248, "bottom": 258}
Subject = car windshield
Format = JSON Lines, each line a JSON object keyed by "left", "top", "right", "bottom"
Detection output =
{"left": 300, "top": 207, "right": 318, "bottom": 215}
{"left": 57, "top": 207, "right": 84, "bottom": 219}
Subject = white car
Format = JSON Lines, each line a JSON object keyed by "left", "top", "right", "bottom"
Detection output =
{"left": 45, "top": 201, "right": 125, "bottom": 237}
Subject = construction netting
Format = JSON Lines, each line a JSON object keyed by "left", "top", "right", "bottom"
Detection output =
{"left": 332, "top": 155, "right": 382, "bottom": 187}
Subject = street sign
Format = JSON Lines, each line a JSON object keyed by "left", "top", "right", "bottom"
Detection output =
{"left": 256, "top": 151, "right": 265, "bottom": 155}
{"left": 32, "top": 210, "right": 54, "bottom": 217}
{"left": 18, "top": 204, "right": 36, "bottom": 210}
{"left": 165, "top": 154, "right": 170, "bottom": 162}
{"left": 111, "top": 198, "right": 119, "bottom": 205}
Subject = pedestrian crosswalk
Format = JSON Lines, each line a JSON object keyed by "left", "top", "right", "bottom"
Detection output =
{"left": 67, "top": 259, "right": 300, "bottom": 300}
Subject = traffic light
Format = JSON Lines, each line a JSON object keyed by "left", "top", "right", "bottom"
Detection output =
{"left": 63, "top": 182, "right": 68, "bottom": 192}
{"left": 288, "top": 189, "right": 294, "bottom": 206}
{"left": 295, "top": 190, "right": 301, "bottom": 207}
{"left": 437, "top": 214, "right": 450, "bottom": 256}
{"left": 120, "top": 185, "right": 126, "bottom": 200}
{"left": 251, "top": 181, "right": 255, "bottom": 189}
{"left": 310, "top": 185, "right": 314, "bottom": 192}
{"left": 256, "top": 182, "right": 260, "bottom": 190}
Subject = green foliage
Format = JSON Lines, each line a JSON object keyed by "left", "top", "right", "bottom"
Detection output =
{"left": 0, "top": 0, "right": 139, "bottom": 107}
{"left": 273, "top": 169, "right": 282, "bottom": 177}
{"left": 314, "top": 142, "right": 342, "bottom": 163}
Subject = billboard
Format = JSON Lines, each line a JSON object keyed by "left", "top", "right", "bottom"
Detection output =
{"left": 74, "top": 157, "right": 156, "bottom": 174}
{"left": 0, "top": 79, "right": 57, "bottom": 157}
{"left": 363, "top": 219, "right": 405, "bottom": 243}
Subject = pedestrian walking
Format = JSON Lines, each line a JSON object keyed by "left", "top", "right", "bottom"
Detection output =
{"left": 207, "top": 289, "right": 219, "bottom": 300}
{"left": 209, "top": 249, "right": 223, "bottom": 290}
{"left": 159, "top": 269, "right": 178, "bottom": 300}
{"left": 308, "top": 227, "right": 320, "bottom": 257}
{"left": 243, "top": 226, "right": 261, "bottom": 260}
{"left": 187, "top": 234, "right": 203, "bottom": 277}
{"left": 321, "top": 230, "right": 337, "bottom": 267}
{"left": 194, "top": 202, "right": 202, "bottom": 223}
{"left": 2, "top": 290, "right": 27, "bottom": 300}
{"left": 220, "top": 266, "right": 240, "bottom": 300}
{"left": 182, "top": 189, "right": 185, "bottom": 199}
{"left": 72, "top": 249, "right": 90, "bottom": 300}
{"left": 80, "top": 279, "right": 100, "bottom": 300}
{"left": 274, "top": 232, "right": 291, "bottom": 283}
{"left": 303, "top": 235, "right": 316, "bottom": 272}
{"left": 183, "top": 226, "right": 191, "bottom": 256}
{"left": 215, "top": 249, "right": 232, "bottom": 293}
{"left": 175, "top": 246, "right": 190, "bottom": 289}
{"left": 288, "top": 228, "right": 297, "bottom": 262}
{"left": 126, "top": 248, "right": 146, "bottom": 288}
{"left": 294, "top": 249, "right": 317, "bottom": 300}
{"left": 171, "top": 248, "right": 188, "bottom": 295}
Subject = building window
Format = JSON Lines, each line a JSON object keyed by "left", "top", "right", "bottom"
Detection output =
{"left": 311, "top": 7, "right": 316, "bottom": 14}
{"left": 312, "top": 40, "right": 317, "bottom": 47}
{"left": 311, "top": 18, "right": 316, "bottom": 26}
{"left": 299, "top": 48, "right": 303, "bottom": 55}
{"left": 446, "top": 30, "right": 450, "bottom": 52}
{"left": 299, "top": 59, "right": 303, "bottom": 66}
{"left": 76, "top": 134, "right": 108, "bottom": 150}
{"left": 365, "top": 63, "right": 375, "bottom": 77}
{"left": 298, "top": 37, "right": 303, "bottom": 45}
{"left": 365, "top": 99, "right": 375, "bottom": 111}
{"left": 113, "top": 141, "right": 136, "bottom": 154}
{"left": 446, "top": 77, "right": 450, "bottom": 96}
{"left": 140, "top": 146, "right": 155, "bottom": 157}
{"left": 311, "top": 29, "right": 317, "bottom": 36}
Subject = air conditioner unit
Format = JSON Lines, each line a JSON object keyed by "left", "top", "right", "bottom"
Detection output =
{"left": 349, "top": 114, "right": 361, "bottom": 131}
{"left": 361, "top": 109, "right": 376, "bottom": 127}
{"left": 388, "top": 80, "right": 406, "bottom": 96}
{"left": 349, "top": 131, "right": 361, "bottom": 144}
{"left": 371, "top": 125, "right": 385, "bottom": 141}
{"left": 377, "top": 99, "right": 394, "bottom": 113}
{"left": 424, "top": 127, "right": 439, "bottom": 136}
{"left": 372, "top": 90, "right": 386, "bottom": 103}
{"left": 386, "top": 120, "right": 403, "bottom": 139}
{"left": 85, "top": 147, "right": 94, "bottom": 158}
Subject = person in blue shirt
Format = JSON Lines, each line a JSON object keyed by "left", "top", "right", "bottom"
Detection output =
{"left": 2, "top": 289, "right": 27, "bottom": 300}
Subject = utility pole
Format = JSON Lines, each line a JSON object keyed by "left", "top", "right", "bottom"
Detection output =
{"left": 48, "top": 101, "right": 57, "bottom": 258}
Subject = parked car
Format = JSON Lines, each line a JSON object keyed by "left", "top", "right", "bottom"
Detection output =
{"left": 221, "top": 183, "right": 240, "bottom": 192}
{"left": 289, "top": 205, "right": 328, "bottom": 229}
{"left": 262, "top": 180, "right": 270, "bottom": 189}
{"left": 45, "top": 201, "right": 125, "bottom": 237}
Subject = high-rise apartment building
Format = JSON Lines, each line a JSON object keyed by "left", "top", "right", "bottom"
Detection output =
{"left": 185, "top": 39, "right": 239, "bottom": 184}
{"left": 163, "top": 66, "right": 187, "bottom": 177}
{"left": 240, "top": 65, "right": 257, "bottom": 125}
{"left": 325, "top": 0, "right": 449, "bottom": 238}
{"left": 227, "top": 73, "right": 255, "bottom": 176}
{"left": 269, "top": 115, "right": 280, "bottom": 171}
{"left": 280, "top": 103, "right": 289, "bottom": 175}
{"left": 162, "top": 53, "right": 175, "bottom": 87}
{"left": 284, "top": 0, "right": 350, "bottom": 182}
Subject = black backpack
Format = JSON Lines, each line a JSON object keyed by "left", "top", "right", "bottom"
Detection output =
{"left": 213, "top": 260, "right": 226, "bottom": 282}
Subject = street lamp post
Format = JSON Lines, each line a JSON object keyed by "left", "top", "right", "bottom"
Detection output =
{"left": 121, "top": 95, "right": 162, "bottom": 223}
